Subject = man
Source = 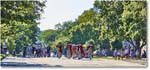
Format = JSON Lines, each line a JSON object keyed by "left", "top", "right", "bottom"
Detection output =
{"left": 32, "top": 45, "right": 36, "bottom": 57}
{"left": 130, "top": 48, "right": 135, "bottom": 59}
{"left": 46, "top": 45, "right": 51, "bottom": 57}
{"left": 87, "top": 42, "right": 94, "bottom": 60}
{"left": 63, "top": 46, "right": 67, "bottom": 57}
{"left": 56, "top": 42, "right": 63, "bottom": 59}
{"left": 113, "top": 48, "right": 118, "bottom": 60}
{"left": 3, "top": 43, "right": 7, "bottom": 55}
{"left": 23, "top": 46, "right": 27, "bottom": 57}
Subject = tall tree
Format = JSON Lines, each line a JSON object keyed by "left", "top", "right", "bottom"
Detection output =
{"left": 1, "top": 1, "right": 45, "bottom": 53}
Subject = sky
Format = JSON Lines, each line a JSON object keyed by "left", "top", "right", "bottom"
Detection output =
{"left": 38, "top": 0, "right": 95, "bottom": 31}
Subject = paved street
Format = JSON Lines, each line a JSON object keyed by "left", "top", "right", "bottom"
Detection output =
{"left": 0, "top": 56, "right": 147, "bottom": 67}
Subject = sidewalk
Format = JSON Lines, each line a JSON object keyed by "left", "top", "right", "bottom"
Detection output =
{"left": 0, "top": 56, "right": 147, "bottom": 67}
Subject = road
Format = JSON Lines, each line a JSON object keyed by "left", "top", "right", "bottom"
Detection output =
{"left": 0, "top": 56, "right": 147, "bottom": 67}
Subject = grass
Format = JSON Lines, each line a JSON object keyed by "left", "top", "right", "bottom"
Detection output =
{"left": 0, "top": 54, "right": 5, "bottom": 60}
{"left": 93, "top": 56, "right": 114, "bottom": 60}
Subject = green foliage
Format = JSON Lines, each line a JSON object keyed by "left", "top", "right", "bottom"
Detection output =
{"left": 1, "top": 1, "right": 45, "bottom": 53}
{"left": 94, "top": 1, "right": 146, "bottom": 49}
{"left": 40, "top": 1, "right": 146, "bottom": 50}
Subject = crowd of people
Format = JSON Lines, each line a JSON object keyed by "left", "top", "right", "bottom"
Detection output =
{"left": 113, "top": 47, "right": 146, "bottom": 60}
{"left": 0, "top": 42, "right": 146, "bottom": 60}
{"left": 95, "top": 46, "right": 147, "bottom": 60}
{"left": 19, "top": 42, "right": 95, "bottom": 60}
{"left": 56, "top": 42, "right": 94, "bottom": 60}
{"left": 22, "top": 44, "right": 52, "bottom": 58}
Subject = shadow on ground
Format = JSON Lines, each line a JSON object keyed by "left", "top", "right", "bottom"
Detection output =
{"left": 0, "top": 62, "right": 63, "bottom": 67}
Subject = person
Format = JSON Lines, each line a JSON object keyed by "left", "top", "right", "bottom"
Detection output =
{"left": 23, "top": 46, "right": 27, "bottom": 57}
{"left": 46, "top": 45, "right": 51, "bottom": 57}
{"left": 43, "top": 48, "right": 47, "bottom": 57}
{"left": 78, "top": 43, "right": 85, "bottom": 59}
{"left": 142, "top": 50, "right": 146, "bottom": 58}
{"left": 95, "top": 49, "right": 101, "bottom": 56}
{"left": 12, "top": 50, "right": 16, "bottom": 56}
{"left": 120, "top": 50, "right": 124, "bottom": 60}
{"left": 56, "top": 42, "right": 63, "bottom": 59}
{"left": 35, "top": 47, "right": 40, "bottom": 57}
{"left": 32, "top": 45, "right": 36, "bottom": 57}
{"left": 102, "top": 48, "right": 107, "bottom": 57}
{"left": 117, "top": 50, "right": 123, "bottom": 60}
{"left": 113, "top": 48, "right": 118, "bottom": 60}
{"left": 3, "top": 43, "right": 7, "bottom": 55}
{"left": 87, "top": 42, "right": 94, "bottom": 60}
{"left": 124, "top": 47, "right": 130, "bottom": 58}
{"left": 26, "top": 45, "right": 32, "bottom": 58}
{"left": 135, "top": 49, "right": 140, "bottom": 59}
{"left": 130, "top": 48, "right": 135, "bottom": 59}
{"left": 53, "top": 49, "right": 57, "bottom": 57}
{"left": 63, "top": 46, "right": 67, "bottom": 57}
{"left": 66, "top": 42, "right": 72, "bottom": 58}
{"left": 72, "top": 44, "right": 77, "bottom": 59}
{"left": 0, "top": 44, "right": 4, "bottom": 54}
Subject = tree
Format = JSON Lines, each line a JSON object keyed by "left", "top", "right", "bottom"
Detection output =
{"left": 1, "top": 1, "right": 45, "bottom": 53}
{"left": 121, "top": 1, "right": 146, "bottom": 58}
{"left": 39, "top": 29, "right": 57, "bottom": 47}
{"left": 93, "top": 1, "right": 146, "bottom": 50}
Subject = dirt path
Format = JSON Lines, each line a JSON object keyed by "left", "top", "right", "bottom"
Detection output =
{"left": 0, "top": 56, "right": 147, "bottom": 67}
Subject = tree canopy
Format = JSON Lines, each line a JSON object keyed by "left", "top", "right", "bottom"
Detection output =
{"left": 43, "top": 1, "right": 146, "bottom": 50}
{"left": 1, "top": 1, "right": 45, "bottom": 53}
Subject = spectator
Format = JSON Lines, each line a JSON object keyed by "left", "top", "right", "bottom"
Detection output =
{"left": 113, "top": 48, "right": 118, "bottom": 60}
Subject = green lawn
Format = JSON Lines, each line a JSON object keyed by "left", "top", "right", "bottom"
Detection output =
{"left": 0, "top": 54, "right": 5, "bottom": 60}
{"left": 93, "top": 56, "right": 114, "bottom": 60}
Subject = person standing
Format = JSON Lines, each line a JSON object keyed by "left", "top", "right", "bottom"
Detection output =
{"left": 23, "top": 46, "right": 27, "bottom": 57}
{"left": 72, "top": 44, "right": 77, "bottom": 59}
{"left": 32, "top": 45, "right": 36, "bottom": 57}
{"left": 46, "top": 45, "right": 51, "bottom": 57}
{"left": 66, "top": 42, "right": 72, "bottom": 58}
{"left": 63, "top": 46, "right": 67, "bottom": 57}
{"left": 113, "top": 48, "right": 118, "bottom": 60}
{"left": 56, "top": 42, "right": 63, "bottom": 59}
{"left": 3, "top": 42, "right": 8, "bottom": 55}
{"left": 27, "top": 45, "right": 32, "bottom": 58}
{"left": 87, "top": 42, "right": 94, "bottom": 60}
{"left": 78, "top": 43, "right": 85, "bottom": 59}
{"left": 130, "top": 48, "right": 135, "bottom": 59}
